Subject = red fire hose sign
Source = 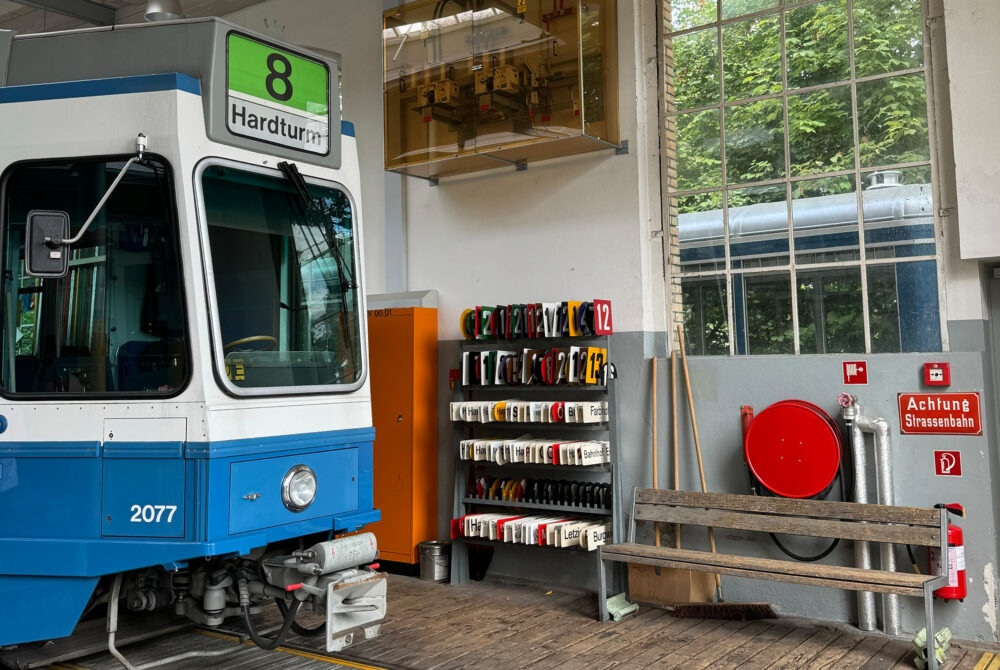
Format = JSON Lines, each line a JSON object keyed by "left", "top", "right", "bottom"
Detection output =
{"left": 934, "top": 451, "right": 962, "bottom": 476}
{"left": 898, "top": 392, "right": 982, "bottom": 435}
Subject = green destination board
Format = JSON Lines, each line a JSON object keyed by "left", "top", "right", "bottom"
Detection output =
{"left": 226, "top": 32, "right": 330, "bottom": 155}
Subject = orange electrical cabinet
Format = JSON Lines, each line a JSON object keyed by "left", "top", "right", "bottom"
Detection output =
{"left": 366, "top": 306, "right": 438, "bottom": 564}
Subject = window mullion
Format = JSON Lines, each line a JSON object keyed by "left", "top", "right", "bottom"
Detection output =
{"left": 715, "top": 3, "right": 735, "bottom": 356}
{"left": 779, "top": 6, "right": 799, "bottom": 355}
{"left": 846, "top": 0, "right": 872, "bottom": 354}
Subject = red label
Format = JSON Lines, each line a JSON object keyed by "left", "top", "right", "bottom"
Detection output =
{"left": 842, "top": 361, "right": 868, "bottom": 385}
{"left": 593, "top": 299, "right": 613, "bottom": 335}
{"left": 934, "top": 450, "right": 962, "bottom": 476}
{"left": 898, "top": 392, "right": 982, "bottom": 435}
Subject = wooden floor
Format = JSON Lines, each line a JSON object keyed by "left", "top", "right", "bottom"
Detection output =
{"left": 321, "top": 575, "right": 993, "bottom": 670}
{"left": 39, "top": 574, "right": 1000, "bottom": 670}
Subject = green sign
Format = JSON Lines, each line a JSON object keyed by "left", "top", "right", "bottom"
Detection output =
{"left": 226, "top": 32, "right": 330, "bottom": 154}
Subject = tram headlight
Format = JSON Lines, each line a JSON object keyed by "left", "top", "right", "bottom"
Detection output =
{"left": 281, "top": 465, "right": 317, "bottom": 512}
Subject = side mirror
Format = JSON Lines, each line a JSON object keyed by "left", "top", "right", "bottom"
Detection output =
{"left": 25, "top": 210, "right": 70, "bottom": 279}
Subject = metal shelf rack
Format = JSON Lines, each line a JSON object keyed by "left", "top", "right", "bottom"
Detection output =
{"left": 449, "top": 335, "right": 624, "bottom": 596}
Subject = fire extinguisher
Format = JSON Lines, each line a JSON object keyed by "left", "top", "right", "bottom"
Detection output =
{"left": 928, "top": 503, "right": 966, "bottom": 601}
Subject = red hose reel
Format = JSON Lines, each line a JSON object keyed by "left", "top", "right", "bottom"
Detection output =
{"left": 744, "top": 400, "right": 843, "bottom": 499}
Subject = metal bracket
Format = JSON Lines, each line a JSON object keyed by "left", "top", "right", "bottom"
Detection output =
{"left": 429, "top": 177, "right": 439, "bottom": 187}
{"left": 515, "top": 160, "right": 528, "bottom": 172}
{"left": 615, "top": 140, "right": 630, "bottom": 156}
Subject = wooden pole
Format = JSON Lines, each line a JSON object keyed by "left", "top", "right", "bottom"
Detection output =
{"left": 671, "top": 350, "right": 680, "bottom": 549}
{"left": 677, "top": 325, "right": 721, "bottom": 593}
{"left": 652, "top": 356, "right": 660, "bottom": 548}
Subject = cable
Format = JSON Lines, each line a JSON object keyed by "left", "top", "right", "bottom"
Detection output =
{"left": 749, "top": 461, "right": 847, "bottom": 563}
{"left": 275, "top": 597, "right": 326, "bottom": 638}
{"left": 241, "top": 597, "right": 302, "bottom": 650}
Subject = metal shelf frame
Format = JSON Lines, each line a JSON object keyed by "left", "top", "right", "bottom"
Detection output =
{"left": 450, "top": 334, "right": 624, "bottom": 598}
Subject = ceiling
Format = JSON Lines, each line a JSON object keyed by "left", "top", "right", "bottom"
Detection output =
{"left": 0, "top": 0, "right": 269, "bottom": 33}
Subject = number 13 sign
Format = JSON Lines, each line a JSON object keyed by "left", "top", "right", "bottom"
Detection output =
{"left": 593, "top": 300, "right": 613, "bottom": 335}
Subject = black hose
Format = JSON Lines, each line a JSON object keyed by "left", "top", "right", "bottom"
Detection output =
{"left": 275, "top": 597, "right": 326, "bottom": 638}
{"left": 749, "top": 461, "right": 846, "bottom": 562}
{"left": 242, "top": 597, "right": 302, "bottom": 650}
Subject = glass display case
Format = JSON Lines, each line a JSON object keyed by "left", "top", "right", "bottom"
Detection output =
{"left": 383, "top": 0, "right": 619, "bottom": 179}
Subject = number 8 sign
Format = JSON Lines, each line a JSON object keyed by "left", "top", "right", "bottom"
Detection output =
{"left": 593, "top": 299, "right": 613, "bottom": 335}
{"left": 226, "top": 32, "right": 330, "bottom": 155}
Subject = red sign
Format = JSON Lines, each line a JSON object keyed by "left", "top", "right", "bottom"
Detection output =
{"left": 934, "top": 450, "right": 962, "bottom": 476}
{"left": 898, "top": 392, "right": 982, "bottom": 435}
{"left": 843, "top": 361, "right": 868, "bottom": 385}
{"left": 593, "top": 299, "right": 613, "bottom": 335}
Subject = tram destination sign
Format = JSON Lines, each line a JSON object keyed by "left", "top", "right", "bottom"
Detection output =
{"left": 226, "top": 32, "right": 330, "bottom": 155}
{"left": 898, "top": 392, "right": 982, "bottom": 436}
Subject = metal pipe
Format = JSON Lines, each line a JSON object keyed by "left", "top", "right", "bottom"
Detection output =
{"left": 841, "top": 399, "right": 877, "bottom": 632}
{"left": 856, "top": 412, "right": 901, "bottom": 637}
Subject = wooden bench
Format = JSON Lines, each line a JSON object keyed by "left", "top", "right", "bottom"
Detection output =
{"left": 598, "top": 488, "right": 951, "bottom": 670}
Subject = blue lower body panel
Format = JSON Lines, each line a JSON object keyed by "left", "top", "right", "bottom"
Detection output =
{"left": 0, "top": 427, "right": 378, "bottom": 646}
{"left": 0, "top": 576, "right": 98, "bottom": 645}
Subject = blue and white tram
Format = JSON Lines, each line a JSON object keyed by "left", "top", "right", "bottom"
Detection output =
{"left": 679, "top": 173, "right": 941, "bottom": 353}
{"left": 0, "top": 18, "right": 384, "bottom": 656}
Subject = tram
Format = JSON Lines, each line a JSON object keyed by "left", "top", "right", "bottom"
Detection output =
{"left": 0, "top": 17, "right": 384, "bottom": 657}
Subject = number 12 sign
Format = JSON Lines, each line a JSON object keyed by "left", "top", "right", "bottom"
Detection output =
{"left": 593, "top": 299, "right": 613, "bottom": 335}
{"left": 226, "top": 32, "right": 330, "bottom": 155}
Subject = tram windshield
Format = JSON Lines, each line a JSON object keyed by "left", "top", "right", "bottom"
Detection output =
{"left": 0, "top": 157, "right": 188, "bottom": 395}
{"left": 200, "top": 164, "right": 362, "bottom": 392}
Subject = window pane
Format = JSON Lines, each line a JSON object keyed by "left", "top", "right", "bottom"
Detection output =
{"left": 738, "top": 271, "right": 793, "bottom": 354}
{"left": 792, "top": 175, "right": 859, "bottom": 264}
{"left": 678, "top": 192, "right": 725, "bottom": 273}
{"left": 868, "top": 260, "right": 940, "bottom": 353}
{"left": 854, "top": 0, "right": 923, "bottom": 78}
{"left": 785, "top": 0, "right": 849, "bottom": 89}
{"left": 2, "top": 159, "right": 187, "bottom": 394}
{"left": 862, "top": 166, "right": 934, "bottom": 260}
{"left": 725, "top": 98, "right": 784, "bottom": 184}
{"left": 682, "top": 275, "right": 729, "bottom": 355}
{"left": 797, "top": 267, "right": 864, "bottom": 354}
{"left": 728, "top": 185, "right": 788, "bottom": 269}
{"left": 721, "top": 0, "right": 777, "bottom": 21}
{"left": 671, "top": 0, "right": 717, "bottom": 31}
{"left": 857, "top": 73, "right": 929, "bottom": 168}
{"left": 722, "top": 15, "right": 781, "bottom": 102}
{"left": 789, "top": 85, "right": 854, "bottom": 176}
{"left": 673, "top": 28, "right": 719, "bottom": 111}
{"left": 202, "top": 166, "right": 362, "bottom": 390}
{"left": 676, "top": 109, "right": 722, "bottom": 190}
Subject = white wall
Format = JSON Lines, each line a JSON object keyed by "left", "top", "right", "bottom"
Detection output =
{"left": 224, "top": 0, "right": 388, "bottom": 295}
{"left": 945, "top": 0, "right": 1000, "bottom": 263}
{"left": 404, "top": 0, "right": 665, "bottom": 337}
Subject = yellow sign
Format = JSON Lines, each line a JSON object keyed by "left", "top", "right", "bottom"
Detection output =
{"left": 517, "top": 0, "right": 527, "bottom": 14}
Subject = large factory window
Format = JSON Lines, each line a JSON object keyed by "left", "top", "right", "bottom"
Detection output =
{"left": 666, "top": 0, "right": 941, "bottom": 354}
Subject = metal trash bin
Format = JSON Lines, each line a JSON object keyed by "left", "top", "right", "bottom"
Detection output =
{"left": 418, "top": 541, "right": 450, "bottom": 583}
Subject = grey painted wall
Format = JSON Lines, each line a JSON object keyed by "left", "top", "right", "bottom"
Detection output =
{"left": 438, "top": 331, "right": 1000, "bottom": 643}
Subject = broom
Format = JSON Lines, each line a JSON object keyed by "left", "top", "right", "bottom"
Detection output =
{"left": 670, "top": 325, "right": 777, "bottom": 621}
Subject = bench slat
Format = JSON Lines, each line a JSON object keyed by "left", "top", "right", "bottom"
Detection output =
{"left": 634, "top": 489, "right": 942, "bottom": 527}
{"left": 634, "top": 503, "right": 940, "bottom": 546}
{"left": 602, "top": 543, "right": 931, "bottom": 596}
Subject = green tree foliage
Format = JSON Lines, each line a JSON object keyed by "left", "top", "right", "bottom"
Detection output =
{"left": 671, "top": 0, "right": 927, "bottom": 210}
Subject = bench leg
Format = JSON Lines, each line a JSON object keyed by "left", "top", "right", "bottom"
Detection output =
{"left": 598, "top": 553, "right": 608, "bottom": 622}
{"left": 924, "top": 582, "right": 937, "bottom": 670}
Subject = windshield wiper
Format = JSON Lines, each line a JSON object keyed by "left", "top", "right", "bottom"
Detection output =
{"left": 276, "top": 161, "right": 358, "bottom": 290}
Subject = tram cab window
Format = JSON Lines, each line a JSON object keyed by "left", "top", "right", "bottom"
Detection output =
{"left": 0, "top": 158, "right": 188, "bottom": 395}
{"left": 200, "top": 165, "right": 362, "bottom": 392}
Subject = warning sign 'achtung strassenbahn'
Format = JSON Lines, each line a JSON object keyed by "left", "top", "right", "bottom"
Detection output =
{"left": 898, "top": 392, "right": 982, "bottom": 435}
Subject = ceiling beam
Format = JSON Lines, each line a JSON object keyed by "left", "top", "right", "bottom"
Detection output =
{"left": 11, "top": 0, "right": 116, "bottom": 25}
